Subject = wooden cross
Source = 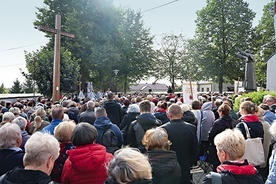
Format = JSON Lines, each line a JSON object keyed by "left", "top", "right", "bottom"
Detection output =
{"left": 37, "top": 14, "right": 75, "bottom": 102}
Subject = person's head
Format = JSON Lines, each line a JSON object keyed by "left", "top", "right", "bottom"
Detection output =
{"left": 239, "top": 101, "right": 257, "bottom": 116}
{"left": 127, "top": 104, "right": 140, "bottom": 114}
{"left": 218, "top": 104, "right": 230, "bottom": 116}
{"left": 9, "top": 107, "right": 20, "bottom": 116}
{"left": 180, "top": 104, "right": 190, "bottom": 113}
{"left": 12, "top": 117, "right": 27, "bottom": 131}
{"left": 35, "top": 107, "right": 46, "bottom": 119}
{"left": 265, "top": 96, "right": 276, "bottom": 106}
{"left": 146, "top": 95, "right": 153, "bottom": 101}
{"left": 2, "top": 112, "right": 15, "bottom": 122}
{"left": 167, "top": 104, "right": 182, "bottom": 120}
{"left": 107, "top": 93, "right": 114, "bottom": 100}
{"left": 214, "top": 99, "right": 223, "bottom": 108}
{"left": 95, "top": 108, "right": 107, "bottom": 118}
{"left": 255, "top": 106, "right": 265, "bottom": 118}
{"left": 87, "top": 101, "right": 95, "bottom": 110}
{"left": 157, "top": 101, "right": 168, "bottom": 110}
{"left": 214, "top": 129, "right": 245, "bottom": 163}
{"left": 71, "top": 122, "right": 98, "bottom": 146}
{"left": 259, "top": 103, "right": 270, "bottom": 111}
{"left": 191, "top": 100, "right": 201, "bottom": 110}
{"left": 0, "top": 123, "right": 22, "bottom": 149}
{"left": 54, "top": 121, "right": 76, "bottom": 143}
{"left": 142, "top": 128, "right": 171, "bottom": 151}
{"left": 23, "top": 132, "right": 60, "bottom": 175}
{"left": 51, "top": 104, "right": 64, "bottom": 120}
{"left": 223, "top": 99, "right": 233, "bottom": 108}
{"left": 139, "top": 100, "right": 151, "bottom": 113}
{"left": 107, "top": 148, "right": 152, "bottom": 183}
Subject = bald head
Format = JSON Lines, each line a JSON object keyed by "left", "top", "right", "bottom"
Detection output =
{"left": 168, "top": 104, "right": 182, "bottom": 119}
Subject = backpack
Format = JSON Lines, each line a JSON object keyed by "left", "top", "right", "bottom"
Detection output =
{"left": 99, "top": 125, "right": 118, "bottom": 154}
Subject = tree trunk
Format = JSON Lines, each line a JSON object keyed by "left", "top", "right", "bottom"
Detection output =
{"left": 218, "top": 76, "right": 223, "bottom": 93}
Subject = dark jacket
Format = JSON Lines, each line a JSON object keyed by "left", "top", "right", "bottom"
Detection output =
{"left": 236, "top": 114, "right": 264, "bottom": 140}
{"left": 20, "top": 131, "right": 30, "bottom": 151}
{"left": 0, "top": 149, "right": 24, "bottom": 175}
{"left": 161, "top": 119, "right": 199, "bottom": 184}
{"left": 105, "top": 177, "right": 153, "bottom": 184}
{"left": 127, "top": 113, "right": 161, "bottom": 153}
{"left": 79, "top": 109, "right": 96, "bottom": 125}
{"left": 202, "top": 160, "right": 264, "bottom": 184}
{"left": 207, "top": 115, "right": 233, "bottom": 170}
{"left": 119, "top": 112, "right": 140, "bottom": 145}
{"left": 0, "top": 167, "right": 51, "bottom": 184}
{"left": 104, "top": 100, "right": 122, "bottom": 126}
{"left": 68, "top": 106, "right": 79, "bottom": 123}
{"left": 94, "top": 116, "right": 124, "bottom": 148}
{"left": 154, "top": 108, "right": 169, "bottom": 125}
{"left": 147, "top": 150, "right": 181, "bottom": 184}
{"left": 181, "top": 110, "right": 198, "bottom": 127}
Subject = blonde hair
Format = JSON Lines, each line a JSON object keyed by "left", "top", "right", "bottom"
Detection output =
{"left": 142, "top": 128, "right": 171, "bottom": 151}
{"left": 54, "top": 121, "right": 76, "bottom": 142}
{"left": 214, "top": 129, "right": 245, "bottom": 160}
{"left": 35, "top": 107, "right": 46, "bottom": 119}
{"left": 107, "top": 148, "right": 152, "bottom": 183}
{"left": 240, "top": 101, "right": 257, "bottom": 114}
{"left": 24, "top": 132, "right": 60, "bottom": 166}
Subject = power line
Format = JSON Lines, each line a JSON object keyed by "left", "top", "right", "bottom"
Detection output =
{"left": 0, "top": 41, "right": 47, "bottom": 52}
{"left": 142, "top": 0, "right": 179, "bottom": 13}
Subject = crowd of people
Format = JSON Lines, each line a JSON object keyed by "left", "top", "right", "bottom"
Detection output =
{"left": 0, "top": 91, "right": 276, "bottom": 184}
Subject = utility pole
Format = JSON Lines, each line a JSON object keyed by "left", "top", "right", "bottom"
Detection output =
{"left": 37, "top": 14, "right": 75, "bottom": 102}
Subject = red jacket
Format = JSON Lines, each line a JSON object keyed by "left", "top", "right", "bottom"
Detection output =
{"left": 61, "top": 143, "right": 113, "bottom": 184}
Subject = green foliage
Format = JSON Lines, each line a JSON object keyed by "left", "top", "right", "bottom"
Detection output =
{"left": 9, "top": 78, "right": 23, "bottom": 93}
{"left": 233, "top": 90, "right": 276, "bottom": 111}
{"left": 254, "top": 2, "right": 276, "bottom": 88}
{"left": 25, "top": 47, "right": 80, "bottom": 97}
{"left": 195, "top": 0, "right": 255, "bottom": 93}
{"left": 155, "top": 33, "right": 189, "bottom": 90}
{"left": 22, "top": 77, "right": 35, "bottom": 93}
{"left": 31, "top": 0, "right": 155, "bottom": 93}
{"left": 0, "top": 83, "right": 8, "bottom": 94}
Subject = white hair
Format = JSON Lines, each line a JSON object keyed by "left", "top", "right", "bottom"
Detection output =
{"left": 24, "top": 132, "right": 60, "bottom": 166}
{"left": 127, "top": 104, "right": 140, "bottom": 113}
{"left": 0, "top": 123, "right": 21, "bottom": 149}
{"left": 2, "top": 112, "right": 15, "bottom": 122}
{"left": 12, "top": 117, "right": 27, "bottom": 130}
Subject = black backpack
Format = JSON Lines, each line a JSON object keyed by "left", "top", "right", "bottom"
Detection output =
{"left": 99, "top": 125, "right": 118, "bottom": 154}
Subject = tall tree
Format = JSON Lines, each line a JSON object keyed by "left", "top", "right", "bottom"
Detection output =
{"left": 155, "top": 33, "right": 189, "bottom": 90}
{"left": 254, "top": 1, "right": 275, "bottom": 88}
{"left": 116, "top": 9, "right": 155, "bottom": 93}
{"left": 10, "top": 78, "right": 23, "bottom": 93}
{"left": 0, "top": 83, "right": 8, "bottom": 94}
{"left": 30, "top": 0, "right": 154, "bottom": 93}
{"left": 22, "top": 76, "right": 35, "bottom": 93}
{"left": 195, "top": 0, "right": 255, "bottom": 93}
{"left": 25, "top": 47, "right": 80, "bottom": 97}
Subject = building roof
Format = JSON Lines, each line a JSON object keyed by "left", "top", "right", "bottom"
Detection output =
{"left": 130, "top": 83, "right": 168, "bottom": 91}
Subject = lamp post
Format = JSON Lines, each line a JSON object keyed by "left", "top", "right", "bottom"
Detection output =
{"left": 113, "top": 69, "right": 119, "bottom": 94}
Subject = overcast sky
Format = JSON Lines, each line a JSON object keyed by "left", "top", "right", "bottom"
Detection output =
{"left": 0, "top": 0, "right": 271, "bottom": 88}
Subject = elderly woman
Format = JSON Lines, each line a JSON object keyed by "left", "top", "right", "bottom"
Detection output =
{"left": 28, "top": 107, "right": 50, "bottom": 134}
{"left": 105, "top": 147, "right": 153, "bottom": 184}
{"left": 142, "top": 128, "right": 181, "bottom": 184}
{"left": 12, "top": 117, "right": 30, "bottom": 150}
{"left": 203, "top": 129, "right": 263, "bottom": 183}
{"left": 266, "top": 121, "right": 276, "bottom": 184}
{"left": 51, "top": 121, "right": 76, "bottom": 183}
{"left": 119, "top": 104, "right": 140, "bottom": 144}
{"left": 0, "top": 123, "right": 24, "bottom": 175}
{"left": 207, "top": 104, "right": 233, "bottom": 171}
{"left": 0, "top": 132, "right": 60, "bottom": 183}
{"left": 61, "top": 122, "right": 113, "bottom": 184}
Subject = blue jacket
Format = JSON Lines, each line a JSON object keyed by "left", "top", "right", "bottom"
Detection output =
{"left": 94, "top": 116, "right": 124, "bottom": 147}
{"left": 42, "top": 119, "right": 63, "bottom": 135}
{"left": 264, "top": 110, "right": 276, "bottom": 124}
{"left": 266, "top": 143, "right": 276, "bottom": 184}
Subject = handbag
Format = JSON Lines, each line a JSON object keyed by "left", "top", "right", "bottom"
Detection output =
{"left": 242, "top": 122, "right": 265, "bottom": 166}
